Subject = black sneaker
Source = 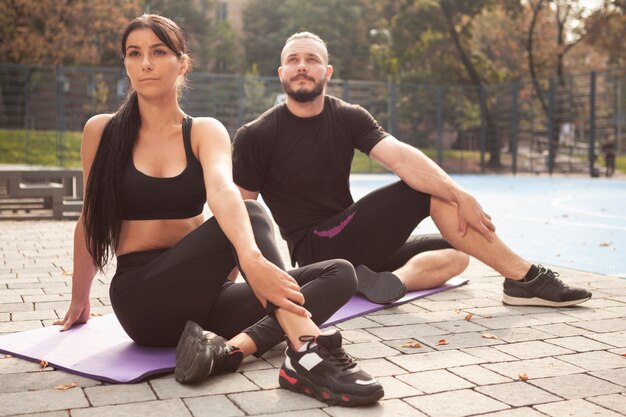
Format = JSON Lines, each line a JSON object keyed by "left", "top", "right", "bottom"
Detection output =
{"left": 355, "top": 264, "right": 406, "bottom": 304}
{"left": 502, "top": 266, "right": 592, "bottom": 307}
{"left": 278, "top": 329, "right": 384, "bottom": 406}
{"left": 175, "top": 321, "right": 243, "bottom": 384}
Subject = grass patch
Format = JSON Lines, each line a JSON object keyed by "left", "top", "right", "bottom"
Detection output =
{"left": 0, "top": 129, "right": 81, "bottom": 167}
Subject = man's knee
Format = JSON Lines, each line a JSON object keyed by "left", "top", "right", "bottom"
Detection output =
{"left": 451, "top": 250, "right": 470, "bottom": 274}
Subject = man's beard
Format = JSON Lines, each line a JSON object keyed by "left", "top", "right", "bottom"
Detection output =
{"left": 282, "top": 76, "right": 325, "bottom": 103}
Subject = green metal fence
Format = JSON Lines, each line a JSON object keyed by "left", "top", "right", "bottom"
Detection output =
{"left": 1, "top": 63, "right": 624, "bottom": 175}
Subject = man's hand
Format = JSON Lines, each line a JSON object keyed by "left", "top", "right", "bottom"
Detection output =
{"left": 241, "top": 257, "right": 310, "bottom": 317}
{"left": 456, "top": 193, "right": 495, "bottom": 242}
{"left": 54, "top": 299, "right": 91, "bottom": 331}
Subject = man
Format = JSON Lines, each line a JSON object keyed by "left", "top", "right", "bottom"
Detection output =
{"left": 232, "top": 31, "right": 591, "bottom": 307}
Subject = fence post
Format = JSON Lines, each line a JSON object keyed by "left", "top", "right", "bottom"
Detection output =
{"left": 436, "top": 86, "right": 443, "bottom": 167}
{"left": 589, "top": 71, "right": 596, "bottom": 177}
{"left": 238, "top": 75, "right": 245, "bottom": 127}
{"left": 55, "top": 66, "right": 66, "bottom": 167}
{"left": 388, "top": 79, "right": 397, "bottom": 137}
{"left": 548, "top": 77, "right": 555, "bottom": 175}
{"left": 479, "top": 86, "right": 486, "bottom": 174}
{"left": 511, "top": 82, "right": 519, "bottom": 175}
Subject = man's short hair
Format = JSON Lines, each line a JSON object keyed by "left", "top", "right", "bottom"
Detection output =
{"left": 281, "top": 31, "right": 329, "bottom": 64}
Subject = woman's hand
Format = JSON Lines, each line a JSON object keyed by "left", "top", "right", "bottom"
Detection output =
{"left": 241, "top": 255, "right": 310, "bottom": 317}
{"left": 54, "top": 299, "right": 91, "bottom": 331}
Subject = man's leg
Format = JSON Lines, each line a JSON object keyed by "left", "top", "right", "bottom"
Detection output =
{"left": 430, "top": 196, "right": 591, "bottom": 307}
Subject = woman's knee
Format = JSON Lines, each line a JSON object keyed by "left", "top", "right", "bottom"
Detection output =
{"left": 327, "top": 259, "right": 358, "bottom": 296}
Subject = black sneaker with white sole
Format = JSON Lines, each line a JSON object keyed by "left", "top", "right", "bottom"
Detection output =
{"left": 279, "top": 329, "right": 384, "bottom": 406}
{"left": 175, "top": 321, "right": 243, "bottom": 384}
{"left": 355, "top": 264, "right": 406, "bottom": 304}
{"left": 502, "top": 266, "right": 592, "bottom": 307}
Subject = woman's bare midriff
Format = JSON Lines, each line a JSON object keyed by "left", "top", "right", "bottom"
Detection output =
{"left": 116, "top": 214, "right": 204, "bottom": 256}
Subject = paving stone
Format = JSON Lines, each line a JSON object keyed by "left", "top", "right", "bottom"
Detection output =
{"left": 483, "top": 357, "right": 584, "bottom": 379}
{"left": 183, "top": 395, "right": 245, "bottom": 417}
{"left": 11, "top": 310, "right": 59, "bottom": 321}
{"left": 0, "top": 357, "right": 47, "bottom": 374}
{"left": 586, "top": 394, "right": 626, "bottom": 415}
{"left": 476, "top": 380, "right": 561, "bottom": 406}
{"left": 472, "top": 315, "right": 546, "bottom": 330}
{"left": 324, "top": 398, "right": 427, "bottom": 417}
{"left": 493, "top": 340, "right": 574, "bottom": 359}
{"left": 71, "top": 398, "right": 191, "bottom": 417}
{"left": 381, "top": 338, "right": 436, "bottom": 354}
{"left": 572, "top": 318, "right": 626, "bottom": 333}
{"left": 534, "top": 323, "right": 591, "bottom": 337}
{"left": 460, "top": 346, "right": 518, "bottom": 362}
{"left": 374, "top": 376, "right": 421, "bottom": 399}
{"left": 396, "top": 369, "right": 474, "bottom": 393}
{"left": 545, "top": 335, "right": 614, "bottom": 352}
{"left": 526, "top": 311, "right": 579, "bottom": 324}
{"left": 0, "top": 387, "right": 89, "bottom": 416}
{"left": 355, "top": 358, "right": 408, "bottom": 377}
{"left": 478, "top": 407, "right": 549, "bottom": 417}
{"left": 420, "top": 331, "right": 505, "bottom": 350}
{"left": 368, "top": 313, "right": 430, "bottom": 326}
{"left": 488, "top": 327, "right": 554, "bottom": 343}
{"left": 150, "top": 373, "right": 258, "bottom": 399}
{"left": 388, "top": 350, "right": 484, "bottom": 372}
{"left": 343, "top": 341, "right": 400, "bottom": 359}
{"left": 84, "top": 382, "right": 156, "bottom": 406}
{"left": 0, "top": 369, "right": 100, "bottom": 393}
{"left": 590, "top": 368, "right": 626, "bottom": 387}
{"left": 561, "top": 308, "right": 624, "bottom": 321}
{"left": 449, "top": 365, "right": 513, "bottom": 385}
{"left": 238, "top": 356, "right": 274, "bottom": 373}
{"left": 404, "top": 389, "right": 509, "bottom": 417}
{"left": 228, "top": 388, "right": 324, "bottom": 414}
{"left": 430, "top": 319, "right": 489, "bottom": 334}
{"left": 340, "top": 329, "right": 380, "bottom": 343}
{"left": 1, "top": 412, "right": 68, "bottom": 417}
{"left": 252, "top": 410, "right": 329, "bottom": 417}
{"left": 333, "top": 316, "right": 382, "bottom": 330}
{"left": 556, "top": 351, "right": 626, "bottom": 371}
{"left": 244, "top": 368, "right": 280, "bottom": 389}
{"left": 530, "top": 373, "right": 624, "bottom": 400}
{"left": 366, "top": 323, "right": 446, "bottom": 340}
{"left": 535, "top": 398, "right": 624, "bottom": 417}
{"left": 585, "top": 330, "right": 626, "bottom": 348}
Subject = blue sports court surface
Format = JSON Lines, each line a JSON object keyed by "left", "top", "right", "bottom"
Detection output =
{"left": 350, "top": 174, "right": 626, "bottom": 278}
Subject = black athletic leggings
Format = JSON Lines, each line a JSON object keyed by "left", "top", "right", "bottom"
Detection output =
{"left": 110, "top": 200, "right": 357, "bottom": 354}
{"left": 294, "top": 180, "right": 453, "bottom": 271}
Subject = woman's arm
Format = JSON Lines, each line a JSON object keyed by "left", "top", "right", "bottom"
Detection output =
{"left": 54, "top": 114, "right": 110, "bottom": 330}
{"left": 194, "top": 117, "right": 309, "bottom": 317}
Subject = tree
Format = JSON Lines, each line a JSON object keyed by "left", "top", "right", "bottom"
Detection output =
{"left": 0, "top": 0, "right": 140, "bottom": 65}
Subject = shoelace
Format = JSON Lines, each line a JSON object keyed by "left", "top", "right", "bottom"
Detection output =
{"left": 326, "top": 347, "right": 357, "bottom": 372}
{"left": 538, "top": 265, "right": 564, "bottom": 287}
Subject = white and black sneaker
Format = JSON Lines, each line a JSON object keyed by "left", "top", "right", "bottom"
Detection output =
{"left": 175, "top": 321, "right": 243, "bottom": 384}
{"left": 503, "top": 266, "right": 592, "bottom": 307}
{"left": 278, "top": 329, "right": 384, "bottom": 406}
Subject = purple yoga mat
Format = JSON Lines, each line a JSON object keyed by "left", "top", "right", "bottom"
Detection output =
{"left": 0, "top": 277, "right": 467, "bottom": 383}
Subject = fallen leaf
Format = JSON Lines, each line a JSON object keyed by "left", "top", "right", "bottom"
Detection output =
{"left": 621, "top": 353, "right": 626, "bottom": 357}
{"left": 481, "top": 333, "right": 500, "bottom": 340}
{"left": 437, "top": 339, "right": 449, "bottom": 346}
{"left": 39, "top": 360, "right": 49, "bottom": 370}
{"left": 599, "top": 242, "right": 611, "bottom": 247}
{"left": 464, "top": 313, "right": 474, "bottom": 321}
{"left": 55, "top": 382, "right": 79, "bottom": 391}
{"left": 90, "top": 312, "right": 103, "bottom": 317}
{"left": 454, "top": 309, "right": 461, "bottom": 314}
{"left": 399, "top": 341, "right": 422, "bottom": 348}
{"left": 4, "top": 354, "right": 13, "bottom": 358}
{"left": 483, "top": 315, "right": 493, "bottom": 319}
{"left": 62, "top": 271, "right": 73, "bottom": 276}
{"left": 518, "top": 372, "right": 529, "bottom": 381}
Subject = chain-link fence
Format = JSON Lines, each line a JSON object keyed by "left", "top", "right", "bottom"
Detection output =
{"left": 1, "top": 63, "right": 624, "bottom": 175}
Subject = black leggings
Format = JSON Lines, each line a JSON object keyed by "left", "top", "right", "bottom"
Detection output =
{"left": 294, "top": 180, "right": 453, "bottom": 271}
{"left": 110, "top": 200, "right": 357, "bottom": 354}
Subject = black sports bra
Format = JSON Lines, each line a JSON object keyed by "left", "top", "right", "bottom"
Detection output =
{"left": 120, "top": 116, "right": 205, "bottom": 220}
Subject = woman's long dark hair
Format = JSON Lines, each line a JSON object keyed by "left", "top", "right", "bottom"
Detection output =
{"left": 83, "top": 14, "right": 189, "bottom": 270}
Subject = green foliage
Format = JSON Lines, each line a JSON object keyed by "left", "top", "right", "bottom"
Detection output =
{"left": 0, "top": 130, "right": 82, "bottom": 167}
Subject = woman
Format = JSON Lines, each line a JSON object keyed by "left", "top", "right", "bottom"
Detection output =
{"left": 54, "top": 14, "right": 383, "bottom": 406}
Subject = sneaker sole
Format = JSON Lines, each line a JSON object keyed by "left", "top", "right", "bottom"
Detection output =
{"left": 175, "top": 321, "right": 213, "bottom": 384}
{"left": 355, "top": 265, "right": 406, "bottom": 304}
{"left": 502, "top": 294, "right": 592, "bottom": 307}
{"left": 279, "top": 367, "right": 384, "bottom": 406}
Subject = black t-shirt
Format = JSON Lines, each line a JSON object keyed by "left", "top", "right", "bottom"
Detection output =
{"left": 232, "top": 95, "right": 388, "bottom": 251}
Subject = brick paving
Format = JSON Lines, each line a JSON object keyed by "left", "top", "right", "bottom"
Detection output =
{"left": 0, "top": 219, "right": 625, "bottom": 417}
